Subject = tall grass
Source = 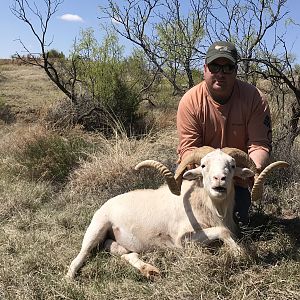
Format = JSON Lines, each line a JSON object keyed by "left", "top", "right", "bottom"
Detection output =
{"left": 0, "top": 120, "right": 299, "bottom": 300}
{"left": 0, "top": 124, "right": 92, "bottom": 183}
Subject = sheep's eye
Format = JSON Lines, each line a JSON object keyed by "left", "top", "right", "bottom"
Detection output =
{"left": 231, "top": 165, "right": 236, "bottom": 169}
{"left": 201, "top": 164, "right": 206, "bottom": 168}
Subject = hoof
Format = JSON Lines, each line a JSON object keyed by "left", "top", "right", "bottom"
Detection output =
{"left": 231, "top": 245, "right": 247, "bottom": 258}
{"left": 140, "top": 264, "right": 161, "bottom": 280}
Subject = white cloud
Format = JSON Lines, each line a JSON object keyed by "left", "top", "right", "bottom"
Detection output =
{"left": 59, "top": 14, "right": 84, "bottom": 22}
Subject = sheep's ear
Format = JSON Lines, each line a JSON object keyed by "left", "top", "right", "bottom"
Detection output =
{"left": 234, "top": 167, "right": 254, "bottom": 179}
{"left": 183, "top": 167, "right": 203, "bottom": 180}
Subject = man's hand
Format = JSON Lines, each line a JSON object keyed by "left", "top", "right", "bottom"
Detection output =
{"left": 249, "top": 149, "right": 270, "bottom": 171}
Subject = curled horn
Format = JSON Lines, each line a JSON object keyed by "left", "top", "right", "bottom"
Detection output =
{"left": 221, "top": 148, "right": 289, "bottom": 201}
{"left": 135, "top": 160, "right": 181, "bottom": 196}
{"left": 174, "top": 146, "right": 215, "bottom": 189}
{"left": 136, "top": 146, "right": 215, "bottom": 196}
{"left": 221, "top": 147, "right": 257, "bottom": 172}
{"left": 251, "top": 161, "right": 289, "bottom": 202}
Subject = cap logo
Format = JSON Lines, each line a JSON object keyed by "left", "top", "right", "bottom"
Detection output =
{"left": 205, "top": 41, "right": 238, "bottom": 64}
{"left": 215, "top": 45, "right": 229, "bottom": 52}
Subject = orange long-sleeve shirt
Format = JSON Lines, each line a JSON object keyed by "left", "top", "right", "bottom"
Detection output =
{"left": 177, "top": 79, "right": 272, "bottom": 162}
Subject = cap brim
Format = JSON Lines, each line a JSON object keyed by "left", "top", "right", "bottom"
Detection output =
{"left": 206, "top": 53, "right": 236, "bottom": 64}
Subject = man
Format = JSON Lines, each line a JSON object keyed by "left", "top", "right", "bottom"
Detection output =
{"left": 176, "top": 41, "right": 272, "bottom": 225}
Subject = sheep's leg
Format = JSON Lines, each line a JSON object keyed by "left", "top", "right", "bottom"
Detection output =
{"left": 190, "top": 226, "right": 242, "bottom": 255}
{"left": 66, "top": 215, "right": 110, "bottom": 279}
{"left": 121, "top": 252, "right": 160, "bottom": 279}
{"left": 103, "top": 239, "right": 129, "bottom": 255}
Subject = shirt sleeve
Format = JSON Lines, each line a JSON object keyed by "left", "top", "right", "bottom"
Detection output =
{"left": 176, "top": 93, "right": 203, "bottom": 162}
{"left": 247, "top": 89, "right": 272, "bottom": 155}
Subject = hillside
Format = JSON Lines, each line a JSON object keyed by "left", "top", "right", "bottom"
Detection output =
{"left": 0, "top": 61, "right": 64, "bottom": 123}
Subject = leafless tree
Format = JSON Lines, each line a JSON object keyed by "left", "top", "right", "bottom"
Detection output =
{"left": 10, "top": 0, "right": 80, "bottom": 104}
{"left": 102, "top": 0, "right": 300, "bottom": 148}
{"left": 100, "top": 0, "right": 210, "bottom": 94}
{"left": 10, "top": 0, "right": 151, "bottom": 133}
{"left": 205, "top": 0, "right": 288, "bottom": 80}
{"left": 10, "top": 0, "right": 117, "bottom": 129}
{"left": 205, "top": 0, "right": 300, "bottom": 150}
{"left": 243, "top": 44, "right": 300, "bottom": 150}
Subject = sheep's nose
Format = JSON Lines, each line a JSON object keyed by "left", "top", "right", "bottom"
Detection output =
{"left": 213, "top": 175, "right": 226, "bottom": 181}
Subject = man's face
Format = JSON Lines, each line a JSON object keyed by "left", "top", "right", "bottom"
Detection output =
{"left": 204, "top": 57, "right": 237, "bottom": 102}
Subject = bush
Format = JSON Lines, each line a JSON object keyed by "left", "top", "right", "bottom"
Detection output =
{"left": 10, "top": 127, "right": 92, "bottom": 183}
{"left": 46, "top": 49, "right": 65, "bottom": 60}
{"left": 0, "top": 97, "right": 15, "bottom": 124}
{"left": 43, "top": 97, "right": 76, "bottom": 130}
{"left": 70, "top": 29, "right": 145, "bottom": 135}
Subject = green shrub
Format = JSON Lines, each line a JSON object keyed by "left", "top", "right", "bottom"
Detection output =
{"left": 46, "top": 49, "right": 65, "bottom": 60}
{"left": 71, "top": 29, "right": 143, "bottom": 134}
{"left": 14, "top": 132, "right": 91, "bottom": 183}
{"left": 0, "top": 96, "right": 15, "bottom": 124}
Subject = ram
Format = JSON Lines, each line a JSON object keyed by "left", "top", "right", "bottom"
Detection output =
{"left": 66, "top": 147, "right": 288, "bottom": 279}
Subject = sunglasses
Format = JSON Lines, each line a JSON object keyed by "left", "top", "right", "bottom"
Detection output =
{"left": 207, "top": 63, "right": 236, "bottom": 74}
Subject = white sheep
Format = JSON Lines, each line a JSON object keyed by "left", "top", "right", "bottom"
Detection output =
{"left": 66, "top": 148, "right": 256, "bottom": 279}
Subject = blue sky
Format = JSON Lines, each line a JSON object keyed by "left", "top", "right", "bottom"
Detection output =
{"left": 1, "top": 0, "right": 105, "bottom": 58}
{"left": 1, "top": 0, "right": 300, "bottom": 62}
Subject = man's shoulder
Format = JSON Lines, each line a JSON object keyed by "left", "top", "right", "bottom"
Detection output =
{"left": 235, "top": 79, "right": 269, "bottom": 114}
{"left": 178, "top": 82, "right": 207, "bottom": 112}
{"left": 236, "top": 79, "right": 264, "bottom": 100}
{"left": 236, "top": 79, "right": 258, "bottom": 92}
{"left": 181, "top": 81, "right": 206, "bottom": 100}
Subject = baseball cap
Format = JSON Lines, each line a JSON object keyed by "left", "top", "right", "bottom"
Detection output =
{"left": 205, "top": 41, "right": 239, "bottom": 64}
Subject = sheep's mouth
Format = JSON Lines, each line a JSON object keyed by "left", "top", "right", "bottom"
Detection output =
{"left": 212, "top": 187, "right": 227, "bottom": 193}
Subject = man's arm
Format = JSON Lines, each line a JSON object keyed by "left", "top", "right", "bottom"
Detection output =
{"left": 249, "top": 148, "right": 270, "bottom": 172}
{"left": 176, "top": 93, "right": 203, "bottom": 162}
{"left": 247, "top": 89, "right": 272, "bottom": 170}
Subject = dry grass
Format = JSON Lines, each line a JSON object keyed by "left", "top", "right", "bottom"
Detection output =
{"left": 0, "top": 63, "right": 64, "bottom": 122}
{"left": 68, "top": 126, "right": 177, "bottom": 195}
{"left": 0, "top": 63, "right": 299, "bottom": 300}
